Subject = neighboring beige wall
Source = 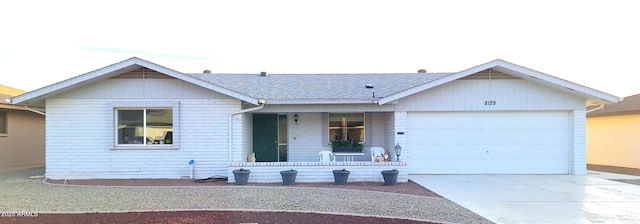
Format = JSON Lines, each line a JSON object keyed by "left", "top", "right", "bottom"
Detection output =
{"left": 587, "top": 114, "right": 640, "bottom": 169}
{"left": 0, "top": 109, "right": 45, "bottom": 171}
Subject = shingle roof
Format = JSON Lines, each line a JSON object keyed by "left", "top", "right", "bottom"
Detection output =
{"left": 12, "top": 57, "right": 620, "bottom": 107}
{"left": 588, "top": 94, "right": 640, "bottom": 117}
{"left": 189, "top": 73, "right": 452, "bottom": 102}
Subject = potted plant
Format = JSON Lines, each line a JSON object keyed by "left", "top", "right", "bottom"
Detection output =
{"left": 331, "top": 140, "right": 363, "bottom": 152}
{"left": 280, "top": 169, "right": 298, "bottom": 185}
{"left": 232, "top": 168, "right": 250, "bottom": 185}
{"left": 332, "top": 169, "right": 350, "bottom": 185}
{"left": 381, "top": 169, "right": 399, "bottom": 186}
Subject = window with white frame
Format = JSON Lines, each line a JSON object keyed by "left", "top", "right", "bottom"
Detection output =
{"left": 116, "top": 108, "right": 173, "bottom": 145}
{"left": 0, "top": 111, "right": 7, "bottom": 135}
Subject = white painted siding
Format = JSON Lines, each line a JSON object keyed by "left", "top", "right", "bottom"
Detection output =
{"left": 386, "top": 112, "right": 397, "bottom": 156}
{"left": 231, "top": 112, "right": 252, "bottom": 163}
{"left": 387, "top": 115, "right": 396, "bottom": 152}
{"left": 45, "top": 78, "right": 242, "bottom": 179}
{"left": 55, "top": 79, "right": 229, "bottom": 100}
{"left": 571, "top": 110, "right": 587, "bottom": 175}
{"left": 368, "top": 113, "right": 388, "bottom": 149}
{"left": 288, "top": 113, "right": 332, "bottom": 162}
{"left": 396, "top": 80, "right": 585, "bottom": 111}
{"left": 393, "top": 112, "right": 408, "bottom": 162}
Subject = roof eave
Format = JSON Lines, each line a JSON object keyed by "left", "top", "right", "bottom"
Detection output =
{"left": 12, "top": 58, "right": 141, "bottom": 105}
{"left": 489, "top": 60, "right": 620, "bottom": 104}
{"left": 587, "top": 110, "right": 640, "bottom": 118}
{"left": 0, "top": 103, "right": 45, "bottom": 113}
{"left": 265, "top": 98, "right": 377, "bottom": 105}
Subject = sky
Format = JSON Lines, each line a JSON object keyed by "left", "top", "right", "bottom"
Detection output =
{"left": 1, "top": 0, "right": 638, "bottom": 98}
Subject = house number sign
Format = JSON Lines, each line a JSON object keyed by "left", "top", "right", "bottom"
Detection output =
{"left": 484, "top": 100, "right": 497, "bottom": 106}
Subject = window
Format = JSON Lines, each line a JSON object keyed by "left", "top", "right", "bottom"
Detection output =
{"left": 328, "top": 113, "right": 365, "bottom": 144}
{"left": 116, "top": 109, "right": 173, "bottom": 145}
{"left": 0, "top": 111, "right": 7, "bottom": 135}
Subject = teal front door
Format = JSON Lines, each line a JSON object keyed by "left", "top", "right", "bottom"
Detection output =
{"left": 253, "top": 114, "right": 288, "bottom": 162}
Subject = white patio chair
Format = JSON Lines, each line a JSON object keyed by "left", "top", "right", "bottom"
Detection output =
{"left": 319, "top": 150, "right": 336, "bottom": 162}
{"left": 370, "top": 147, "right": 385, "bottom": 161}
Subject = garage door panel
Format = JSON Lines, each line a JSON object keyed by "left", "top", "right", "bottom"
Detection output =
{"left": 418, "top": 158, "right": 568, "bottom": 174}
{"left": 407, "top": 111, "right": 570, "bottom": 174}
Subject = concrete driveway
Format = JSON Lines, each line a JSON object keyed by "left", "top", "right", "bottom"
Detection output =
{"left": 410, "top": 172, "right": 640, "bottom": 223}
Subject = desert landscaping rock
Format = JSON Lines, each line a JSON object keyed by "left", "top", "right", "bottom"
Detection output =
{"left": 0, "top": 168, "right": 492, "bottom": 223}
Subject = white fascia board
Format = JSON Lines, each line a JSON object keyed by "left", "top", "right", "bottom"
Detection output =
{"left": 265, "top": 98, "right": 376, "bottom": 105}
{"left": 490, "top": 60, "right": 620, "bottom": 103}
{"left": 12, "top": 57, "right": 142, "bottom": 104}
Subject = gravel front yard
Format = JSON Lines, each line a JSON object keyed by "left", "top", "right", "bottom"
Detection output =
{"left": 0, "top": 167, "right": 492, "bottom": 223}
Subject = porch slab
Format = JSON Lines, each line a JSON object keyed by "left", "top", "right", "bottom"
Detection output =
{"left": 228, "top": 162, "right": 407, "bottom": 183}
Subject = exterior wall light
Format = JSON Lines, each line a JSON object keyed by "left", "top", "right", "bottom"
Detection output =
{"left": 394, "top": 142, "right": 402, "bottom": 162}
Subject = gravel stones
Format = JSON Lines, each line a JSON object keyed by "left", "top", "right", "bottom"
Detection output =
{"left": 0, "top": 168, "right": 492, "bottom": 224}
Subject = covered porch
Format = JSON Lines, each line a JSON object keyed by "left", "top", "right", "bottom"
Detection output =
{"left": 229, "top": 109, "right": 408, "bottom": 183}
{"left": 234, "top": 111, "right": 403, "bottom": 160}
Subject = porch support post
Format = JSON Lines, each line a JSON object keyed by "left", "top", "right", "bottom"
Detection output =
{"left": 393, "top": 111, "right": 408, "bottom": 162}
{"left": 229, "top": 102, "right": 265, "bottom": 163}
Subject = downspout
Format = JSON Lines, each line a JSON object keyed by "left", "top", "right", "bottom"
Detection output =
{"left": 228, "top": 100, "right": 266, "bottom": 163}
{"left": 586, "top": 104, "right": 605, "bottom": 113}
{"left": 24, "top": 105, "right": 46, "bottom": 116}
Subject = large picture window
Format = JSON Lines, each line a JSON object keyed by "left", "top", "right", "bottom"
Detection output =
{"left": 116, "top": 109, "right": 173, "bottom": 145}
{"left": 0, "top": 111, "right": 7, "bottom": 135}
{"left": 328, "top": 113, "right": 365, "bottom": 144}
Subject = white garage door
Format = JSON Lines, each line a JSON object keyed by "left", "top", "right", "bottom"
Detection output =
{"left": 407, "top": 111, "right": 570, "bottom": 174}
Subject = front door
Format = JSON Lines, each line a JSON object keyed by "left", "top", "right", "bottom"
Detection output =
{"left": 253, "top": 114, "right": 288, "bottom": 162}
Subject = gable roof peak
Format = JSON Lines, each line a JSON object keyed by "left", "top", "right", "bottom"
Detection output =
{"left": 378, "top": 59, "right": 620, "bottom": 105}
{"left": 11, "top": 57, "right": 260, "bottom": 107}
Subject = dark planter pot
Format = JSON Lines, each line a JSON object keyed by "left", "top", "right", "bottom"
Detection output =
{"left": 280, "top": 170, "right": 298, "bottom": 185}
{"left": 381, "top": 170, "right": 399, "bottom": 186}
{"left": 232, "top": 169, "right": 250, "bottom": 185}
{"left": 332, "top": 146, "right": 362, "bottom": 153}
{"left": 332, "top": 169, "right": 350, "bottom": 185}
